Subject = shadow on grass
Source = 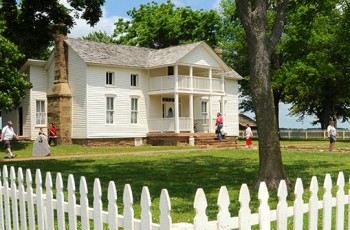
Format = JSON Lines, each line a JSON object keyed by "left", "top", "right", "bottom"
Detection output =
{"left": 3, "top": 150, "right": 350, "bottom": 222}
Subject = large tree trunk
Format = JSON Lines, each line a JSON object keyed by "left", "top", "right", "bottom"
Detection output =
{"left": 249, "top": 40, "right": 289, "bottom": 189}
{"left": 236, "top": 0, "right": 290, "bottom": 189}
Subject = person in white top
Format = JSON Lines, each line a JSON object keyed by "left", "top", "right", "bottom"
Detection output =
{"left": 327, "top": 120, "right": 337, "bottom": 151}
{"left": 245, "top": 124, "right": 253, "bottom": 149}
{"left": 0, "top": 120, "right": 18, "bottom": 158}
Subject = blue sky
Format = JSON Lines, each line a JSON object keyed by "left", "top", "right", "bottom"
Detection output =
{"left": 104, "top": 0, "right": 220, "bottom": 18}
{"left": 66, "top": 0, "right": 350, "bottom": 129}
{"left": 68, "top": 0, "right": 220, "bottom": 38}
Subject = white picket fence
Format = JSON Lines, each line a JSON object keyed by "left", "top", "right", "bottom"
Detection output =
{"left": 1, "top": 165, "right": 350, "bottom": 230}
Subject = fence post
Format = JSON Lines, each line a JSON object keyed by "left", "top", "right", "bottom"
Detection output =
{"left": 308, "top": 177, "right": 318, "bottom": 230}
{"left": 277, "top": 180, "right": 288, "bottom": 230}
{"left": 159, "top": 189, "right": 172, "bottom": 230}
{"left": 258, "top": 182, "right": 270, "bottom": 229}
{"left": 294, "top": 178, "right": 304, "bottom": 229}
{"left": 238, "top": 184, "right": 251, "bottom": 229}
{"left": 194, "top": 188, "right": 208, "bottom": 230}
{"left": 323, "top": 174, "right": 332, "bottom": 230}
{"left": 336, "top": 172, "right": 345, "bottom": 230}
{"left": 217, "top": 186, "right": 231, "bottom": 229}
{"left": 10, "top": 167, "right": 19, "bottom": 230}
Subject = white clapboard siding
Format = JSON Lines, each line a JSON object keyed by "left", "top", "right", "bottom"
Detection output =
{"left": 1, "top": 165, "right": 350, "bottom": 230}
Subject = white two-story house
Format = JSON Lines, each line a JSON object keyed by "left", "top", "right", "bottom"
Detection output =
{"left": 2, "top": 38, "right": 242, "bottom": 146}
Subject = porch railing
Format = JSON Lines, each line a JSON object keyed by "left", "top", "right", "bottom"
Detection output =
{"left": 148, "top": 117, "right": 192, "bottom": 132}
{"left": 149, "top": 75, "right": 223, "bottom": 93}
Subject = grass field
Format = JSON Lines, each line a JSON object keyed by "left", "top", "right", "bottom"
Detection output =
{"left": 1, "top": 139, "right": 350, "bottom": 223}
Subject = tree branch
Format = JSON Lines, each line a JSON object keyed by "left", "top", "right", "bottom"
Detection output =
{"left": 268, "top": 0, "right": 289, "bottom": 55}
{"left": 236, "top": 0, "right": 252, "bottom": 34}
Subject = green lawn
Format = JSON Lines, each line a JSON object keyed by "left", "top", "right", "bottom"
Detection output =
{"left": 1, "top": 139, "right": 350, "bottom": 223}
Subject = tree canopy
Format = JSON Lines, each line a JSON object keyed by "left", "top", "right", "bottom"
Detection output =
{"left": 0, "top": 20, "right": 32, "bottom": 112}
{"left": 81, "top": 31, "right": 117, "bottom": 44}
{"left": 113, "top": 0, "right": 222, "bottom": 48}
{"left": 0, "top": 0, "right": 105, "bottom": 113}
{"left": 280, "top": 0, "right": 350, "bottom": 128}
{"left": 221, "top": 0, "right": 350, "bottom": 129}
{"left": 1, "top": 0, "right": 105, "bottom": 62}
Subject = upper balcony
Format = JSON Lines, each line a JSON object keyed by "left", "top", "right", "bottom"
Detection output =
{"left": 149, "top": 75, "right": 224, "bottom": 95}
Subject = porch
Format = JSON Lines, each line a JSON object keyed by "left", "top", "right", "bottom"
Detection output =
{"left": 146, "top": 132, "right": 238, "bottom": 147}
{"left": 148, "top": 118, "right": 216, "bottom": 133}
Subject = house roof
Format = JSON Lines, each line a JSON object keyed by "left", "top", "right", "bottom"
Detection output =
{"left": 64, "top": 39, "right": 239, "bottom": 77}
{"left": 65, "top": 39, "right": 151, "bottom": 68}
{"left": 239, "top": 114, "right": 257, "bottom": 128}
{"left": 65, "top": 39, "right": 203, "bottom": 68}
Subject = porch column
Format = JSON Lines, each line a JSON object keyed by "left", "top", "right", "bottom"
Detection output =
{"left": 190, "top": 66, "right": 193, "bottom": 91}
{"left": 209, "top": 68, "right": 213, "bottom": 92}
{"left": 174, "top": 65, "right": 180, "bottom": 133}
{"left": 175, "top": 65, "right": 179, "bottom": 91}
{"left": 190, "top": 94, "right": 194, "bottom": 133}
{"left": 175, "top": 93, "right": 180, "bottom": 133}
{"left": 221, "top": 96, "right": 225, "bottom": 128}
{"left": 209, "top": 96, "right": 213, "bottom": 133}
{"left": 221, "top": 71, "right": 225, "bottom": 92}
{"left": 208, "top": 68, "right": 213, "bottom": 132}
{"left": 221, "top": 72, "right": 225, "bottom": 132}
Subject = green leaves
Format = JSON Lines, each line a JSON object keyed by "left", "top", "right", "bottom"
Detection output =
{"left": 0, "top": 28, "right": 32, "bottom": 112}
{"left": 113, "top": 0, "right": 222, "bottom": 48}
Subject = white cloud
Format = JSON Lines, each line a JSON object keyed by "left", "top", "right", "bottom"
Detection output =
{"left": 68, "top": 11, "right": 119, "bottom": 38}
{"left": 58, "top": 0, "right": 120, "bottom": 38}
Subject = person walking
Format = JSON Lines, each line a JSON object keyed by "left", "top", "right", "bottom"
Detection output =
{"left": 48, "top": 123, "right": 58, "bottom": 146}
{"left": 244, "top": 124, "right": 253, "bottom": 149}
{"left": 215, "top": 112, "right": 224, "bottom": 140}
{"left": 327, "top": 120, "right": 337, "bottom": 151}
{"left": 0, "top": 121, "right": 18, "bottom": 158}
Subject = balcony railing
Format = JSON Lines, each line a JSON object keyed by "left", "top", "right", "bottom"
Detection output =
{"left": 149, "top": 75, "right": 223, "bottom": 93}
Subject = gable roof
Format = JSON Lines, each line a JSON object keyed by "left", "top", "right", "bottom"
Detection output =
{"left": 65, "top": 39, "right": 223, "bottom": 69}
{"left": 65, "top": 39, "right": 150, "bottom": 68}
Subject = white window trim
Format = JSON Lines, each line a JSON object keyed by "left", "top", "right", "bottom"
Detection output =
{"left": 105, "top": 71, "right": 116, "bottom": 87}
{"left": 106, "top": 95, "right": 116, "bottom": 124}
{"left": 130, "top": 97, "right": 139, "bottom": 124}
{"left": 35, "top": 100, "right": 46, "bottom": 126}
{"left": 130, "top": 74, "right": 139, "bottom": 88}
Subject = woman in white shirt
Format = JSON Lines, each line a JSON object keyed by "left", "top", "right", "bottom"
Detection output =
{"left": 327, "top": 121, "right": 337, "bottom": 151}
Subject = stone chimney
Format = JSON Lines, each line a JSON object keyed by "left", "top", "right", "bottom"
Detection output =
{"left": 47, "top": 25, "right": 72, "bottom": 144}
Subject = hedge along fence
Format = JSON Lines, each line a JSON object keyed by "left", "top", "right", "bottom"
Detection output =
{"left": 1, "top": 165, "right": 350, "bottom": 229}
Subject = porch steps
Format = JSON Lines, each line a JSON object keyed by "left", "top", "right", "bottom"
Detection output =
{"left": 194, "top": 135, "right": 238, "bottom": 148}
{"left": 147, "top": 133, "right": 239, "bottom": 147}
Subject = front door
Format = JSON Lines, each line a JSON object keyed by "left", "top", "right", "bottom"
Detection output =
{"left": 163, "top": 102, "right": 175, "bottom": 118}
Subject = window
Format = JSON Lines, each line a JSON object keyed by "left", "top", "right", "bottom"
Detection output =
{"left": 168, "top": 66, "right": 174, "bottom": 76}
{"left": 131, "top": 98, "right": 138, "bottom": 124}
{"left": 106, "top": 97, "right": 114, "bottom": 124}
{"left": 130, "top": 74, "right": 138, "bottom": 87}
{"left": 36, "top": 100, "right": 46, "bottom": 125}
{"left": 201, "top": 101, "right": 208, "bottom": 122}
{"left": 106, "top": 72, "right": 115, "bottom": 86}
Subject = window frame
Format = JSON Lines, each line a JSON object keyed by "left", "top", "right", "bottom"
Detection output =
{"left": 106, "top": 72, "right": 115, "bottom": 86}
{"left": 106, "top": 96, "right": 115, "bottom": 124}
{"left": 36, "top": 100, "right": 46, "bottom": 125}
{"left": 131, "top": 97, "right": 138, "bottom": 124}
{"left": 201, "top": 101, "right": 208, "bottom": 122}
{"left": 130, "top": 74, "right": 138, "bottom": 87}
